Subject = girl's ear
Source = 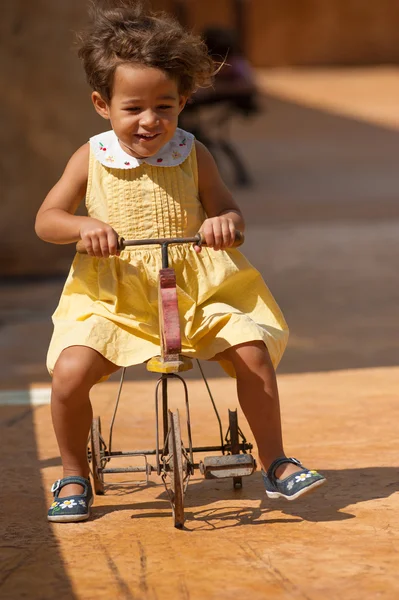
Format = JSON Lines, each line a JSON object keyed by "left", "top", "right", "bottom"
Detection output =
{"left": 92, "top": 92, "right": 111, "bottom": 120}
{"left": 178, "top": 96, "right": 188, "bottom": 113}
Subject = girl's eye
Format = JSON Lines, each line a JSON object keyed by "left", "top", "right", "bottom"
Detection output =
{"left": 126, "top": 107, "right": 140, "bottom": 112}
{"left": 158, "top": 105, "right": 173, "bottom": 110}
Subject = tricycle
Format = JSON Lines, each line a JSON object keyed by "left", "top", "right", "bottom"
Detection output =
{"left": 77, "top": 233, "right": 257, "bottom": 528}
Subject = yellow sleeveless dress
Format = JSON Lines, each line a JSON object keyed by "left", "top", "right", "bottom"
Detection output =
{"left": 47, "top": 128, "right": 289, "bottom": 378}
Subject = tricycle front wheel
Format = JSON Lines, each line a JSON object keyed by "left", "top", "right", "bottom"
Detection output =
{"left": 169, "top": 410, "right": 185, "bottom": 528}
{"left": 162, "top": 409, "right": 186, "bottom": 528}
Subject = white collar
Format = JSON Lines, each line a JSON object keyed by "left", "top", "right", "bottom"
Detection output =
{"left": 89, "top": 128, "right": 194, "bottom": 169}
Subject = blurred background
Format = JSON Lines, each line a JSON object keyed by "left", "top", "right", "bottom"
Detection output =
{"left": 1, "top": 0, "right": 399, "bottom": 386}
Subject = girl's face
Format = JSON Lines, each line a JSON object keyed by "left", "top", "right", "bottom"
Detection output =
{"left": 92, "top": 64, "right": 187, "bottom": 158}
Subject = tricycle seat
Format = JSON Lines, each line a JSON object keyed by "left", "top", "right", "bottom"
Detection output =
{"left": 146, "top": 354, "right": 193, "bottom": 373}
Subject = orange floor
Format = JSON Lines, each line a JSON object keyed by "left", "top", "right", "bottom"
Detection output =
{"left": 2, "top": 369, "right": 399, "bottom": 599}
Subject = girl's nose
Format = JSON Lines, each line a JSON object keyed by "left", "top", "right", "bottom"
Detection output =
{"left": 140, "top": 110, "right": 159, "bottom": 127}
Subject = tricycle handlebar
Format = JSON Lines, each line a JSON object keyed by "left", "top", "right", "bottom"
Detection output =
{"left": 75, "top": 231, "right": 244, "bottom": 254}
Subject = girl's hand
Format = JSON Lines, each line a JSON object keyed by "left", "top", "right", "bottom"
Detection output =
{"left": 79, "top": 219, "right": 120, "bottom": 258}
{"left": 195, "top": 216, "right": 236, "bottom": 253}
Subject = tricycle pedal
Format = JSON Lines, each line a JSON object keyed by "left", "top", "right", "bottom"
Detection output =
{"left": 199, "top": 454, "right": 256, "bottom": 479}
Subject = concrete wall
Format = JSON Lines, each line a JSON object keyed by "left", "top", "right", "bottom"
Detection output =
{"left": 2, "top": 0, "right": 399, "bottom": 276}
{"left": 1, "top": 1, "right": 99, "bottom": 276}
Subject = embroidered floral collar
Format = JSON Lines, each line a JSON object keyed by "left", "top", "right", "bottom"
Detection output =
{"left": 89, "top": 128, "right": 194, "bottom": 169}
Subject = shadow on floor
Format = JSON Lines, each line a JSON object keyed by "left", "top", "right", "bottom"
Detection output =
{"left": 89, "top": 466, "right": 399, "bottom": 530}
{"left": 0, "top": 405, "right": 77, "bottom": 599}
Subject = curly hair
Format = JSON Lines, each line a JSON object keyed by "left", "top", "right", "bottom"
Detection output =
{"left": 77, "top": 0, "right": 215, "bottom": 102}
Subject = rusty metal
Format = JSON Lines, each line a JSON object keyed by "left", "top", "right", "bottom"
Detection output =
{"left": 174, "top": 373, "right": 194, "bottom": 467}
{"left": 155, "top": 372, "right": 194, "bottom": 476}
{"left": 155, "top": 377, "right": 163, "bottom": 476}
{"left": 225, "top": 415, "right": 250, "bottom": 450}
{"left": 196, "top": 359, "right": 225, "bottom": 453}
{"left": 161, "top": 410, "right": 186, "bottom": 528}
{"left": 199, "top": 454, "right": 256, "bottom": 479}
{"left": 162, "top": 376, "right": 169, "bottom": 449}
{"left": 96, "top": 445, "right": 244, "bottom": 456}
{"left": 228, "top": 409, "right": 242, "bottom": 488}
{"left": 108, "top": 367, "right": 126, "bottom": 455}
{"left": 90, "top": 417, "right": 105, "bottom": 495}
{"left": 76, "top": 232, "right": 244, "bottom": 254}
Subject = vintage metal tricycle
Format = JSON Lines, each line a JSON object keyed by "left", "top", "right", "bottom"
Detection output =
{"left": 77, "top": 233, "right": 257, "bottom": 528}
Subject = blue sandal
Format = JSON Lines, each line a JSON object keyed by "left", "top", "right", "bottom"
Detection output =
{"left": 262, "top": 457, "right": 326, "bottom": 501}
{"left": 47, "top": 476, "right": 93, "bottom": 522}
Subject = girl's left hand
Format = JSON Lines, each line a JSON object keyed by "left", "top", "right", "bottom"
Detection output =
{"left": 195, "top": 216, "right": 236, "bottom": 253}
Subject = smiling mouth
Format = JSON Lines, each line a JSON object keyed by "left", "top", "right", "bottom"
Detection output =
{"left": 135, "top": 133, "right": 160, "bottom": 141}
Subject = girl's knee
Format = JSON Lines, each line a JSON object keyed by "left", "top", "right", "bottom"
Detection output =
{"left": 227, "top": 341, "right": 274, "bottom": 375}
{"left": 52, "top": 347, "right": 106, "bottom": 400}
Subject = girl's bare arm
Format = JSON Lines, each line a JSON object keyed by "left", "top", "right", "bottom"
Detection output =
{"left": 35, "top": 144, "right": 118, "bottom": 257}
{"left": 195, "top": 140, "right": 245, "bottom": 251}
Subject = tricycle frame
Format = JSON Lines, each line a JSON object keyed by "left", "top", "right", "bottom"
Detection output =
{"left": 86, "top": 234, "right": 256, "bottom": 527}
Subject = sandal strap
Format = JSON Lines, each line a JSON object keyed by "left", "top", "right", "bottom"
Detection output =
{"left": 267, "top": 456, "right": 303, "bottom": 484}
{"left": 51, "top": 476, "right": 90, "bottom": 495}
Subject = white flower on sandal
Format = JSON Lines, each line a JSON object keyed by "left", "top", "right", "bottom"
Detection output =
{"left": 295, "top": 472, "right": 312, "bottom": 483}
{"left": 287, "top": 480, "right": 295, "bottom": 491}
{"left": 59, "top": 499, "right": 77, "bottom": 509}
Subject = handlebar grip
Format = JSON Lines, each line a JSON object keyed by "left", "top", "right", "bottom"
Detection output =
{"left": 75, "top": 237, "right": 125, "bottom": 254}
{"left": 197, "top": 230, "right": 244, "bottom": 248}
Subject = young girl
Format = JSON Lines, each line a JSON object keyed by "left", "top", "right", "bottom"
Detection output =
{"left": 36, "top": 1, "right": 326, "bottom": 523}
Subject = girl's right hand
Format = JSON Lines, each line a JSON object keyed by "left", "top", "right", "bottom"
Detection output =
{"left": 79, "top": 219, "right": 120, "bottom": 258}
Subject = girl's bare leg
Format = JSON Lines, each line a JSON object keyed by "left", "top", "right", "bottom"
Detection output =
{"left": 219, "top": 341, "right": 302, "bottom": 479}
{"left": 51, "top": 346, "right": 120, "bottom": 497}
